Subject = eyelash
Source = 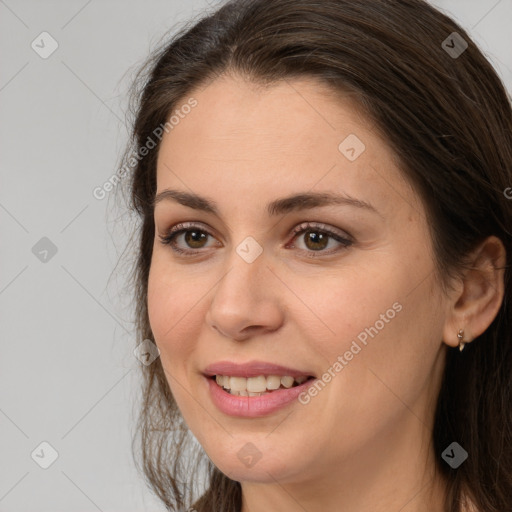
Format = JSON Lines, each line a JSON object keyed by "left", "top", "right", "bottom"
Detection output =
{"left": 158, "top": 221, "right": 353, "bottom": 259}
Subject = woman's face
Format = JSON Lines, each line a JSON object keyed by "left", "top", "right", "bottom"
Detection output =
{"left": 148, "top": 75, "right": 452, "bottom": 488}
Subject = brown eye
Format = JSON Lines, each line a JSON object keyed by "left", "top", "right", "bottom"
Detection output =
{"left": 158, "top": 221, "right": 353, "bottom": 258}
{"left": 182, "top": 229, "right": 209, "bottom": 249}
{"left": 302, "top": 230, "right": 330, "bottom": 251}
{"left": 288, "top": 222, "right": 353, "bottom": 257}
{"left": 158, "top": 222, "right": 217, "bottom": 255}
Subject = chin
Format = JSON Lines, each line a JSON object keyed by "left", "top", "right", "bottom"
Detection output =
{"left": 204, "top": 439, "right": 303, "bottom": 483}
{"left": 213, "top": 458, "right": 293, "bottom": 484}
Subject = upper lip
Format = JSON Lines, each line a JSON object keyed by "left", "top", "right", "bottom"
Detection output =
{"left": 203, "top": 360, "right": 315, "bottom": 379}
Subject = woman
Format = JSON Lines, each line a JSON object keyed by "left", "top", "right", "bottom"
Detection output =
{"left": 118, "top": 0, "right": 512, "bottom": 510}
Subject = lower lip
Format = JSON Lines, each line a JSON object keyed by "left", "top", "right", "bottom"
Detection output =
{"left": 205, "top": 376, "right": 316, "bottom": 417}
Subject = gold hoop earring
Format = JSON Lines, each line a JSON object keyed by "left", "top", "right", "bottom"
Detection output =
{"left": 457, "top": 329, "right": 465, "bottom": 352}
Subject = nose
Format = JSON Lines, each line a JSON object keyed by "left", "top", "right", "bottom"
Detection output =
{"left": 205, "top": 252, "right": 284, "bottom": 342}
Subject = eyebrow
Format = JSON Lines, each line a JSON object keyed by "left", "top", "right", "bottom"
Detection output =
{"left": 152, "top": 189, "right": 381, "bottom": 217}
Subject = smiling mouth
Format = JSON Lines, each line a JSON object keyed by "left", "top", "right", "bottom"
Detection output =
{"left": 212, "top": 374, "right": 315, "bottom": 396}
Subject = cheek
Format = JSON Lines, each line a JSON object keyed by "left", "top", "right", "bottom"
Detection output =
{"left": 292, "top": 264, "right": 402, "bottom": 349}
{"left": 147, "top": 262, "right": 173, "bottom": 343}
{"left": 146, "top": 265, "right": 207, "bottom": 419}
{"left": 146, "top": 260, "right": 200, "bottom": 362}
{"left": 301, "top": 258, "right": 439, "bottom": 397}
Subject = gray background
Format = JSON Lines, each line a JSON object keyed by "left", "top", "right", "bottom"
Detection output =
{"left": 1, "top": 0, "right": 510, "bottom": 510}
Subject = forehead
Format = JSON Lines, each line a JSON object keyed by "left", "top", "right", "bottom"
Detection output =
{"left": 160, "top": 75, "right": 371, "bottom": 160}
{"left": 155, "top": 74, "right": 421, "bottom": 220}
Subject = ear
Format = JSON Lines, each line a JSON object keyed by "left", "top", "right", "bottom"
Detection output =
{"left": 442, "top": 236, "right": 506, "bottom": 349}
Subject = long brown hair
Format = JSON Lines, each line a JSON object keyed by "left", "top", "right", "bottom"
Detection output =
{"left": 116, "top": 1, "right": 512, "bottom": 510}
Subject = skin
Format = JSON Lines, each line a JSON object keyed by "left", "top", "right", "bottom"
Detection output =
{"left": 147, "top": 74, "right": 505, "bottom": 512}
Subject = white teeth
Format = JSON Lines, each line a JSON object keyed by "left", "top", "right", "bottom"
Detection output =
{"left": 281, "top": 376, "right": 295, "bottom": 388}
{"left": 266, "top": 375, "right": 282, "bottom": 390}
{"left": 247, "top": 375, "right": 267, "bottom": 393}
{"left": 229, "top": 376, "right": 247, "bottom": 391}
{"left": 228, "top": 390, "right": 269, "bottom": 397}
{"left": 214, "top": 374, "right": 310, "bottom": 393}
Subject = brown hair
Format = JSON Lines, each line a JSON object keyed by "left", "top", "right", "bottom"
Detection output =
{"left": 116, "top": 0, "right": 512, "bottom": 510}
